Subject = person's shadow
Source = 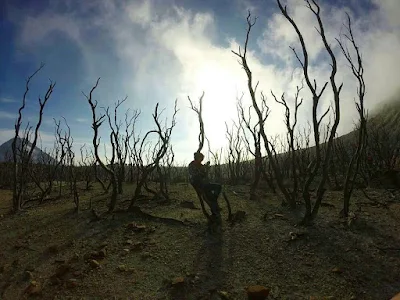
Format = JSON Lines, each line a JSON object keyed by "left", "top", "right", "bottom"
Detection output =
{"left": 167, "top": 227, "right": 226, "bottom": 300}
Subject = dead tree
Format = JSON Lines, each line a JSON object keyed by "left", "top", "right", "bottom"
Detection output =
{"left": 79, "top": 145, "right": 96, "bottom": 190}
{"left": 232, "top": 14, "right": 296, "bottom": 208}
{"left": 277, "top": 0, "right": 343, "bottom": 224}
{"left": 104, "top": 99, "right": 139, "bottom": 194}
{"left": 188, "top": 92, "right": 213, "bottom": 221}
{"left": 271, "top": 84, "right": 303, "bottom": 202}
{"left": 225, "top": 118, "right": 244, "bottom": 185}
{"left": 61, "top": 118, "right": 79, "bottom": 211}
{"left": 237, "top": 95, "right": 274, "bottom": 198}
{"left": 206, "top": 137, "right": 223, "bottom": 183}
{"left": 11, "top": 63, "right": 55, "bottom": 212}
{"left": 337, "top": 14, "right": 367, "bottom": 216}
{"left": 156, "top": 145, "right": 175, "bottom": 201}
{"left": 28, "top": 119, "right": 67, "bottom": 203}
{"left": 129, "top": 101, "right": 178, "bottom": 209}
{"left": 83, "top": 78, "right": 119, "bottom": 212}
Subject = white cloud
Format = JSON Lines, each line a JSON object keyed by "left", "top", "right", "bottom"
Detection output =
{"left": 0, "top": 98, "right": 17, "bottom": 103}
{"left": 0, "top": 111, "right": 16, "bottom": 119}
{"left": 9, "top": 0, "right": 400, "bottom": 164}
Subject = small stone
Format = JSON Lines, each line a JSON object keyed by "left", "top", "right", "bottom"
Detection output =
{"left": 246, "top": 285, "right": 270, "bottom": 300}
{"left": 73, "top": 270, "right": 82, "bottom": 277}
{"left": 97, "top": 248, "right": 106, "bottom": 259}
{"left": 125, "top": 239, "right": 133, "bottom": 245}
{"left": 47, "top": 245, "right": 59, "bottom": 254}
{"left": 141, "top": 252, "right": 152, "bottom": 260}
{"left": 24, "top": 280, "right": 42, "bottom": 296}
{"left": 89, "top": 259, "right": 100, "bottom": 269}
{"left": 126, "top": 222, "right": 147, "bottom": 232}
{"left": 180, "top": 201, "right": 197, "bottom": 209}
{"left": 117, "top": 264, "right": 127, "bottom": 272}
{"left": 131, "top": 242, "right": 144, "bottom": 251}
{"left": 25, "top": 265, "right": 35, "bottom": 272}
{"left": 69, "top": 253, "right": 80, "bottom": 262}
{"left": 171, "top": 276, "right": 185, "bottom": 286}
{"left": 122, "top": 248, "right": 130, "bottom": 256}
{"left": 55, "top": 258, "right": 66, "bottom": 263}
{"left": 24, "top": 270, "right": 34, "bottom": 281}
{"left": 217, "top": 290, "right": 230, "bottom": 299}
{"left": 331, "top": 267, "right": 343, "bottom": 274}
{"left": 99, "top": 242, "right": 108, "bottom": 248}
{"left": 54, "top": 264, "right": 71, "bottom": 278}
{"left": 66, "top": 278, "right": 78, "bottom": 288}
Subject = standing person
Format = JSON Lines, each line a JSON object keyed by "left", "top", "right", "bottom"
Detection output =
{"left": 188, "top": 152, "right": 222, "bottom": 218}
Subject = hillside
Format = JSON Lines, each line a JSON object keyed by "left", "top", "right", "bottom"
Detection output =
{"left": 0, "top": 137, "right": 55, "bottom": 164}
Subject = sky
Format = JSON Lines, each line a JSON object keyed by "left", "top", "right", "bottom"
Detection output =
{"left": 0, "top": 0, "right": 399, "bottom": 165}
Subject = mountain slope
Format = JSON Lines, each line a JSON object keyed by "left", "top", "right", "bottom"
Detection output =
{"left": 0, "top": 137, "right": 56, "bottom": 164}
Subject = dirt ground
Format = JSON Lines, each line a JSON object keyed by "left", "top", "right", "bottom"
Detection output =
{"left": 0, "top": 182, "right": 399, "bottom": 300}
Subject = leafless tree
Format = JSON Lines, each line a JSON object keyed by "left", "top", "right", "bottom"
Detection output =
{"left": 104, "top": 99, "right": 139, "bottom": 194}
{"left": 206, "top": 137, "right": 223, "bottom": 183}
{"left": 277, "top": 0, "right": 343, "bottom": 224}
{"left": 83, "top": 78, "right": 119, "bottom": 212}
{"left": 232, "top": 13, "right": 296, "bottom": 208}
{"left": 11, "top": 63, "right": 55, "bottom": 212}
{"left": 156, "top": 145, "right": 175, "bottom": 201}
{"left": 237, "top": 95, "right": 273, "bottom": 198}
{"left": 188, "top": 92, "right": 213, "bottom": 221}
{"left": 271, "top": 84, "right": 303, "bottom": 201}
{"left": 129, "top": 101, "right": 178, "bottom": 209}
{"left": 61, "top": 118, "right": 79, "bottom": 211}
{"left": 225, "top": 118, "right": 245, "bottom": 184}
{"left": 28, "top": 120, "right": 67, "bottom": 203}
{"left": 79, "top": 145, "right": 96, "bottom": 190}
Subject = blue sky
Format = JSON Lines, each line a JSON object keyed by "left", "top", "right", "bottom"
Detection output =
{"left": 1, "top": 0, "right": 399, "bottom": 164}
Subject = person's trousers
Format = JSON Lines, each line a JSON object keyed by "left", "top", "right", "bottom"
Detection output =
{"left": 202, "top": 183, "right": 222, "bottom": 216}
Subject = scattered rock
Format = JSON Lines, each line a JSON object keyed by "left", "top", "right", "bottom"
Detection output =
{"left": 126, "top": 222, "right": 147, "bottom": 232}
{"left": 97, "top": 248, "right": 107, "bottom": 259}
{"left": 23, "top": 270, "right": 34, "bottom": 281}
{"left": 73, "top": 270, "right": 82, "bottom": 277}
{"left": 47, "top": 245, "right": 59, "bottom": 254}
{"left": 117, "top": 264, "right": 128, "bottom": 272}
{"left": 99, "top": 242, "right": 108, "bottom": 248}
{"left": 69, "top": 253, "right": 80, "bottom": 263}
{"left": 25, "top": 265, "right": 35, "bottom": 272}
{"left": 55, "top": 258, "right": 66, "bottom": 263}
{"left": 117, "top": 264, "right": 135, "bottom": 273}
{"left": 54, "top": 264, "right": 71, "bottom": 278}
{"left": 171, "top": 276, "right": 185, "bottom": 286}
{"left": 89, "top": 259, "right": 100, "bottom": 269}
{"left": 246, "top": 285, "right": 270, "bottom": 300}
{"left": 141, "top": 252, "right": 152, "bottom": 260}
{"left": 125, "top": 239, "right": 134, "bottom": 245}
{"left": 24, "top": 280, "right": 42, "bottom": 296}
{"left": 331, "top": 267, "right": 343, "bottom": 274}
{"left": 122, "top": 248, "right": 130, "bottom": 256}
{"left": 230, "top": 210, "right": 247, "bottom": 224}
{"left": 180, "top": 201, "right": 197, "bottom": 209}
{"left": 85, "top": 249, "right": 106, "bottom": 260}
{"left": 274, "top": 213, "right": 286, "bottom": 219}
{"left": 66, "top": 278, "right": 78, "bottom": 288}
{"left": 131, "top": 242, "right": 145, "bottom": 251}
{"left": 217, "top": 290, "right": 230, "bottom": 299}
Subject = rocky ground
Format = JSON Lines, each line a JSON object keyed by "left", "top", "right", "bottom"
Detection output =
{"left": 0, "top": 183, "right": 399, "bottom": 299}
